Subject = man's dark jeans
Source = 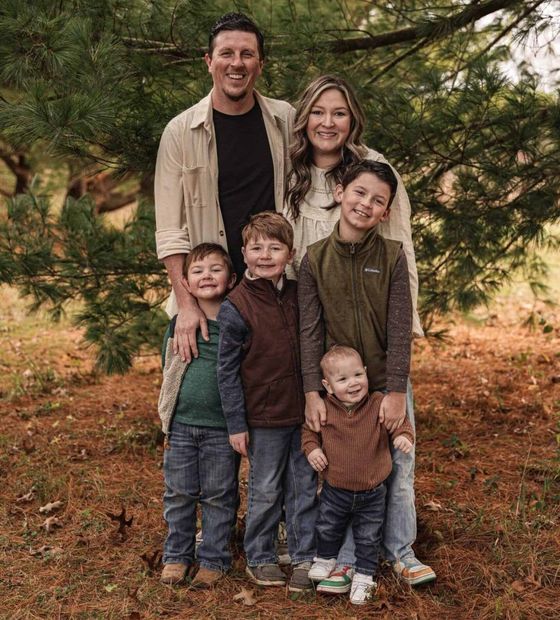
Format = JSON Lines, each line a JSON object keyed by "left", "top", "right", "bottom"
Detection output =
{"left": 316, "top": 480, "right": 386, "bottom": 576}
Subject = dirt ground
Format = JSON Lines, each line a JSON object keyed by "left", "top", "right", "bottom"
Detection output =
{"left": 0, "top": 290, "right": 559, "bottom": 620}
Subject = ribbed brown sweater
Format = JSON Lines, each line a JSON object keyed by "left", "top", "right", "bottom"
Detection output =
{"left": 301, "top": 392, "right": 415, "bottom": 492}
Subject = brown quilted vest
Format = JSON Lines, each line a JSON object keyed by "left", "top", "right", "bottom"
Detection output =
{"left": 227, "top": 276, "right": 304, "bottom": 428}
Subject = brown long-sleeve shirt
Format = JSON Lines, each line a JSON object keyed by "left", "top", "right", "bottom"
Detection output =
{"left": 301, "top": 392, "right": 415, "bottom": 492}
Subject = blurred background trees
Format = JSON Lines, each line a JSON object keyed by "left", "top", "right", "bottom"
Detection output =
{"left": 1, "top": 0, "right": 559, "bottom": 371}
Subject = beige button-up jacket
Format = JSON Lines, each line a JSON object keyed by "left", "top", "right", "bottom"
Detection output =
{"left": 154, "top": 91, "right": 294, "bottom": 316}
{"left": 155, "top": 90, "right": 295, "bottom": 258}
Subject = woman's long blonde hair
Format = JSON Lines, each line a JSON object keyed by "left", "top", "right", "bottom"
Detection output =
{"left": 285, "top": 75, "right": 368, "bottom": 220}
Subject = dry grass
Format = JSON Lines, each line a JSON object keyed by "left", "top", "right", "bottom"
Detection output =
{"left": 0, "top": 285, "right": 559, "bottom": 619}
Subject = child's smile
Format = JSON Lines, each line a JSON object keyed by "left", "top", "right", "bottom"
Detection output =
{"left": 335, "top": 172, "right": 392, "bottom": 241}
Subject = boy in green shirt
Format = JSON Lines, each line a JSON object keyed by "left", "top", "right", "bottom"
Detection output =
{"left": 158, "top": 243, "right": 236, "bottom": 589}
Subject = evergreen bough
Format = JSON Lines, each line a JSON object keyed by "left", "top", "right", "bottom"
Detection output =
{"left": 0, "top": 0, "right": 558, "bottom": 372}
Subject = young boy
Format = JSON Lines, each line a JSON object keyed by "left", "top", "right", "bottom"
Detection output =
{"left": 217, "top": 212, "right": 317, "bottom": 592}
{"left": 302, "top": 345, "right": 414, "bottom": 605}
{"left": 299, "top": 160, "right": 435, "bottom": 591}
{"left": 158, "top": 243, "right": 237, "bottom": 588}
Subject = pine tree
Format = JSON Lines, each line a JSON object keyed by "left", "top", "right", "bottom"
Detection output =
{"left": 1, "top": 0, "right": 559, "bottom": 371}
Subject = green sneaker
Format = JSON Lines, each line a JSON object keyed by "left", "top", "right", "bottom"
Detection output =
{"left": 316, "top": 565, "right": 354, "bottom": 594}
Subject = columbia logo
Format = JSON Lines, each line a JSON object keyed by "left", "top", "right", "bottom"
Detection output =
{"left": 364, "top": 267, "right": 381, "bottom": 274}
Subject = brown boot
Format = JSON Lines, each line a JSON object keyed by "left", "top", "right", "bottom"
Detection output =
{"left": 161, "top": 563, "right": 189, "bottom": 584}
{"left": 191, "top": 566, "right": 222, "bottom": 590}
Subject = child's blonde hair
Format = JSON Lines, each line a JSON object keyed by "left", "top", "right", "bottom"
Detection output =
{"left": 320, "top": 344, "right": 363, "bottom": 376}
{"left": 241, "top": 212, "right": 294, "bottom": 249}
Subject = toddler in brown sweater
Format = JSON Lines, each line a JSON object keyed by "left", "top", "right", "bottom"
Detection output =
{"left": 302, "top": 345, "right": 414, "bottom": 605}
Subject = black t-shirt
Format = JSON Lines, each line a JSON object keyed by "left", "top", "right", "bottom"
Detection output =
{"left": 213, "top": 101, "right": 275, "bottom": 281}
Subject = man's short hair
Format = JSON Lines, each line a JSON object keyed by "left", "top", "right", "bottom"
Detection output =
{"left": 320, "top": 345, "right": 363, "bottom": 376}
{"left": 208, "top": 12, "right": 265, "bottom": 60}
{"left": 241, "top": 212, "right": 294, "bottom": 249}
{"left": 341, "top": 160, "right": 398, "bottom": 207}
{"left": 184, "top": 242, "right": 234, "bottom": 278}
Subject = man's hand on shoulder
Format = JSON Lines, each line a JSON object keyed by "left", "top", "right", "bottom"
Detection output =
{"left": 304, "top": 391, "right": 327, "bottom": 432}
{"left": 173, "top": 281, "right": 209, "bottom": 363}
{"left": 379, "top": 391, "right": 406, "bottom": 433}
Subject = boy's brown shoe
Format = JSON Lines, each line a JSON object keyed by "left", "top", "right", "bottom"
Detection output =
{"left": 190, "top": 566, "right": 223, "bottom": 590}
{"left": 161, "top": 563, "right": 189, "bottom": 585}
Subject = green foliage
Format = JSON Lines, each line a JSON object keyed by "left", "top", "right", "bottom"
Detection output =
{"left": 0, "top": 0, "right": 559, "bottom": 371}
{"left": 0, "top": 190, "right": 168, "bottom": 372}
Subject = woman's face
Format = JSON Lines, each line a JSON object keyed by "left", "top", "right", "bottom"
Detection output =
{"left": 306, "top": 88, "right": 352, "bottom": 168}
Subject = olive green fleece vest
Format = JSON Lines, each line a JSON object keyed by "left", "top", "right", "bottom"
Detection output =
{"left": 306, "top": 224, "right": 402, "bottom": 391}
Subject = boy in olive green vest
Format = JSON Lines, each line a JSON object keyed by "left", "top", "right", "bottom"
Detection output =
{"left": 299, "top": 160, "right": 435, "bottom": 597}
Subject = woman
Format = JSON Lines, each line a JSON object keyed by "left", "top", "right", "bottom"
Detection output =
{"left": 284, "top": 75, "right": 435, "bottom": 591}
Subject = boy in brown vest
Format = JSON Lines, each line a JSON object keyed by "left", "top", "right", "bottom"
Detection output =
{"left": 302, "top": 345, "right": 414, "bottom": 604}
{"left": 217, "top": 212, "right": 317, "bottom": 592}
{"left": 298, "top": 160, "right": 435, "bottom": 596}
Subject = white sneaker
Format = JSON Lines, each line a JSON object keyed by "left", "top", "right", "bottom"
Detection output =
{"left": 350, "top": 572, "right": 376, "bottom": 605}
{"left": 308, "top": 557, "right": 337, "bottom": 582}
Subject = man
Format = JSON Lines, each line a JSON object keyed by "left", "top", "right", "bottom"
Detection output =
{"left": 155, "top": 12, "right": 294, "bottom": 362}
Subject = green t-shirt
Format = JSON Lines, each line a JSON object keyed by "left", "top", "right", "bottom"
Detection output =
{"left": 162, "top": 318, "right": 226, "bottom": 428}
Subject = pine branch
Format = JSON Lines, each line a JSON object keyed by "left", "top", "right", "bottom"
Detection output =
{"left": 364, "top": 37, "right": 429, "bottom": 85}
{"left": 453, "top": 0, "right": 547, "bottom": 74}
{"left": 122, "top": 0, "right": 525, "bottom": 59}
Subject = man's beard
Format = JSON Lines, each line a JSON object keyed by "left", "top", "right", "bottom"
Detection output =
{"left": 225, "top": 88, "right": 248, "bottom": 102}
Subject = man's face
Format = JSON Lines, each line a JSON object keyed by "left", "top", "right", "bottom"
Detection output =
{"left": 205, "top": 30, "right": 263, "bottom": 107}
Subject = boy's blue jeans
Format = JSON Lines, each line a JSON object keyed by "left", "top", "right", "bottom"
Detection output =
{"left": 163, "top": 420, "right": 238, "bottom": 572}
{"left": 337, "top": 380, "right": 417, "bottom": 566}
{"left": 317, "top": 481, "right": 386, "bottom": 576}
{"left": 244, "top": 425, "right": 317, "bottom": 567}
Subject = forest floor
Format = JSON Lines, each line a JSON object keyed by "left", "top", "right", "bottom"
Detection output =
{"left": 0, "top": 284, "right": 559, "bottom": 620}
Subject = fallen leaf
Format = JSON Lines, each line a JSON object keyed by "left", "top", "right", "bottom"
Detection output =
{"left": 107, "top": 507, "right": 133, "bottom": 536}
{"left": 423, "top": 500, "right": 443, "bottom": 512}
{"left": 22, "top": 437, "right": 35, "bottom": 454}
{"left": 29, "top": 545, "right": 63, "bottom": 558}
{"left": 233, "top": 587, "right": 257, "bottom": 606}
{"left": 140, "top": 550, "right": 161, "bottom": 572}
{"left": 39, "top": 500, "right": 63, "bottom": 514}
{"left": 42, "top": 516, "right": 63, "bottom": 533}
{"left": 16, "top": 489, "right": 35, "bottom": 504}
{"left": 104, "top": 583, "right": 118, "bottom": 592}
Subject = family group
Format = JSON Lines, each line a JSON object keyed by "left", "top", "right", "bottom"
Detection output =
{"left": 154, "top": 12, "right": 435, "bottom": 606}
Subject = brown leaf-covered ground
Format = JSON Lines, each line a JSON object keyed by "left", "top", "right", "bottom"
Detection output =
{"left": 1, "top": 289, "right": 559, "bottom": 619}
